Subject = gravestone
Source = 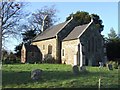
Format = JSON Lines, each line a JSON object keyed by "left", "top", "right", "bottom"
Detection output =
{"left": 99, "top": 62, "right": 103, "bottom": 68}
{"left": 107, "top": 64, "right": 113, "bottom": 70}
{"left": 31, "top": 69, "right": 43, "bottom": 81}
{"left": 80, "top": 66, "right": 86, "bottom": 72}
{"left": 72, "top": 65, "right": 79, "bottom": 75}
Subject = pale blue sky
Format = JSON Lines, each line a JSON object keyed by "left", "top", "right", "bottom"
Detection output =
{"left": 6, "top": 2, "right": 118, "bottom": 52}
{"left": 25, "top": 2, "right": 118, "bottom": 36}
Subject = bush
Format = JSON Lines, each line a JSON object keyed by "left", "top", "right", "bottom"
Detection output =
{"left": 43, "top": 54, "right": 56, "bottom": 64}
{"left": 3, "top": 57, "right": 21, "bottom": 64}
{"left": 4, "top": 58, "right": 11, "bottom": 64}
{"left": 15, "top": 58, "right": 21, "bottom": 63}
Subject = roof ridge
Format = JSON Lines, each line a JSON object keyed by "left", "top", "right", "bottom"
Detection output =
{"left": 56, "top": 17, "right": 73, "bottom": 35}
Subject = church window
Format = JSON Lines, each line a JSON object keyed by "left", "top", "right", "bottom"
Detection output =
{"left": 43, "top": 45, "right": 45, "bottom": 50}
{"left": 48, "top": 44, "right": 52, "bottom": 54}
{"left": 62, "top": 49, "right": 65, "bottom": 56}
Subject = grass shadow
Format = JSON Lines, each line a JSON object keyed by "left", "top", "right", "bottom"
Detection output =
{"left": 2, "top": 70, "right": 34, "bottom": 86}
{"left": 2, "top": 68, "right": 119, "bottom": 88}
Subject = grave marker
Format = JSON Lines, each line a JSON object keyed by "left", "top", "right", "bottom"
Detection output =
{"left": 107, "top": 64, "right": 113, "bottom": 70}
{"left": 31, "top": 69, "right": 43, "bottom": 81}
{"left": 72, "top": 65, "right": 79, "bottom": 75}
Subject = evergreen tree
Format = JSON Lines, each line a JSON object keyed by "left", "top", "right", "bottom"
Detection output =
{"left": 105, "top": 28, "right": 120, "bottom": 61}
{"left": 66, "top": 11, "right": 104, "bottom": 33}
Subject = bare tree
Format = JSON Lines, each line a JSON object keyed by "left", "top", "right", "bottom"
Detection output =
{"left": 31, "top": 5, "right": 58, "bottom": 32}
{"left": 0, "top": 1, "right": 27, "bottom": 60}
{"left": 0, "top": 14, "right": 2, "bottom": 61}
{"left": 1, "top": 2, "right": 26, "bottom": 38}
{"left": 19, "top": 5, "right": 58, "bottom": 41}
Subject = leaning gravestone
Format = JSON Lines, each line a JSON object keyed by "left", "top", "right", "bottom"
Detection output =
{"left": 72, "top": 65, "right": 79, "bottom": 75}
{"left": 99, "top": 62, "right": 103, "bottom": 68}
{"left": 31, "top": 69, "right": 43, "bottom": 81}
{"left": 107, "top": 64, "right": 113, "bottom": 70}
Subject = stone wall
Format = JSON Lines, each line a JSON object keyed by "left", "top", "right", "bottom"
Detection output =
{"left": 31, "top": 22, "right": 104, "bottom": 66}
{"left": 61, "top": 23, "right": 104, "bottom": 66}
{"left": 62, "top": 39, "right": 79, "bottom": 65}
{"left": 32, "top": 38, "right": 57, "bottom": 60}
{"left": 79, "top": 23, "right": 104, "bottom": 66}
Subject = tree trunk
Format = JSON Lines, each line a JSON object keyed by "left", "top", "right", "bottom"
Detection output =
{"left": 0, "top": 17, "right": 2, "bottom": 62}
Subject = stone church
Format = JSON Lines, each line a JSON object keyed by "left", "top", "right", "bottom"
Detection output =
{"left": 21, "top": 17, "right": 106, "bottom": 66}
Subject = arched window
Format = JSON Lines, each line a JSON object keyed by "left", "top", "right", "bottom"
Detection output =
{"left": 48, "top": 44, "right": 52, "bottom": 54}
{"left": 62, "top": 49, "right": 64, "bottom": 56}
{"left": 43, "top": 45, "right": 45, "bottom": 50}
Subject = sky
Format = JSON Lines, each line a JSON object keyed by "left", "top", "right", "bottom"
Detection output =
{"left": 25, "top": 2, "right": 118, "bottom": 36}
{"left": 5, "top": 1, "right": 118, "bottom": 52}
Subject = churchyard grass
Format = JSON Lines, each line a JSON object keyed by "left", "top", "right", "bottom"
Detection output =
{"left": 2, "top": 64, "right": 119, "bottom": 88}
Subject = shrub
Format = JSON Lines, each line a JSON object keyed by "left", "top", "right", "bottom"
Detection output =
{"left": 15, "top": 58, "right": 21, "bottom": 63}
{"left": 43, "top": 54, "right": 56, "bottom": 64}
{"left": 27, "top": 60, "right": 34, "bottom": 64}
{"left": 4, "top": 58, "right": 11, "bottom": 64}
{"left": 3, "top": 57, "right": 21, "bottom": 64}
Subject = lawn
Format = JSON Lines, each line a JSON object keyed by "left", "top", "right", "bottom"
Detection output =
{"left": 2, "top": 64, "right": 119, "bottom": 88}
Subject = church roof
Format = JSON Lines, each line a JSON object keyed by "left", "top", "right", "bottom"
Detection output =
{"left": 32, "top": 22, "right": 67, "bottom": 42}
{"left": 63, "top": 19, "right": 93, "bottom": 41}
{"left": 25, "top": 45, "right": 40, "bottom": 52}
{"left": 63, "top": 24, "right": 89, "bottom": 41}
{"left": 32, "top": 18, "right": 93, "bottom": 42}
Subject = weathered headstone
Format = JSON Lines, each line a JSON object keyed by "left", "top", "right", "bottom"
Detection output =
{"left": 107, "top": 64, "right": 113, "bottom": 70}
{"left": 99, "top": 62, "right": 103, "bottom": 68}
{"left": 72, "top": 65, "right": 79, "bottom": 75}
{"left": 31, "top": 69, "right": 43, "bottom": 81}
{"left": 80, "top": 66, "right": 86, "bottom": 72}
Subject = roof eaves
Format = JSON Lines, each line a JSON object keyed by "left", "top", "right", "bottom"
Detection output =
{"left": 63, "top": 38, "right": 78, "bottom": 41}
{"left": 31, "top": 33, "right": 42, "bottom": 43}
{"left": 32, "top": 36, "right": 56, "bottom": 42}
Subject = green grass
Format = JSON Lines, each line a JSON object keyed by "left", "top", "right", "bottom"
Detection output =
{"left": 2, "top": 64, "right": 119, "bottom": 88}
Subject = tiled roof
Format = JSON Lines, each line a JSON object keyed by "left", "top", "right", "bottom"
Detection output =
{"left": 33, "top": 22, "right": 67, "bottom": 41}
{"left": 63, "top": 24, "right": 89, "bottom": 41}
{"left": 32, "top": 18, "right": 93, "bottom": 42}
{"left": 25, "top": 45, "right": 40, "bottom": 52}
